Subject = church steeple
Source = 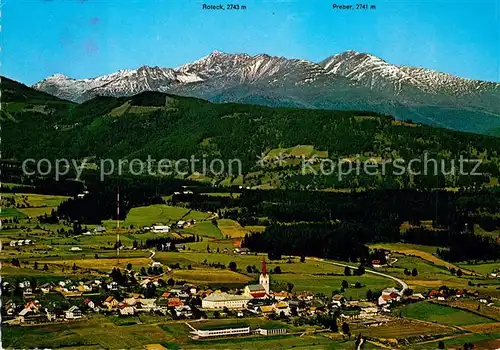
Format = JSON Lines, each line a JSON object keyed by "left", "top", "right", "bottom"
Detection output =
{"left": 261, "top": 257, "right": 267, "bottom": 276}
{"left": 259, "top": 257, "right": 270, "bottom": 295}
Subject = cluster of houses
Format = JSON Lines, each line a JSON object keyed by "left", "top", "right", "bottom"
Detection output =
{"left": 82, "top": 225, "right": 107, "bottom": 236}
{"left": 9, "top": 239, "right": 35, "bottom": 247}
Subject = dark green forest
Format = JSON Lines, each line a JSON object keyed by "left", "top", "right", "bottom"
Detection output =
{"left": 3, "top": 76, "right": 500, "bottom": 189}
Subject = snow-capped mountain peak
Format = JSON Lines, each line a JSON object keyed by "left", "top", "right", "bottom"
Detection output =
{"left": 32, "top": 50, "right": 500, "bottom": 133}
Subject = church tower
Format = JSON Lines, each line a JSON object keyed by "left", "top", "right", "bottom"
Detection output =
{"left": 259, "top": 257, "right": 270, "bottom": 294}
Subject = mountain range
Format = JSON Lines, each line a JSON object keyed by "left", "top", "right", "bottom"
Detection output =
{"left": 33, "top": 50, "right": 500, "bottom": 135}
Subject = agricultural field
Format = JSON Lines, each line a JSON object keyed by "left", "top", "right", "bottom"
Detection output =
{"left": 369, "top": 242, "right": 468, "bottom": 272}
{"left": 396, "top": 301, "right": 494, "bottom": 326}
{"left": 1, "top": 193, "right": 70, "bottom": 208}
{"left": 352, "top": 319, "right": 454, "bottom": 339}
{"left": 0, "top": 207, "right": 26, "bottom": 218}
{"left": 154, "top": 251, "right": 397, "bottom": 295}
{"left": 474, "top": 224, "right": 500, "bottom": 238}
{"left": 1, "top": 315, "right": 360, "bottom": 350}
{"left": 183, "top": 221, "right": 223, "bottom": 239}
{"left": 458, "top": 261, "right": 499, "bottom": 276}
{"left": 409, "top": 332, "right": 500, "bottom": 349}
{"left": 171, "top": 268, "right": 252, "bottom": 285}
{"left": 216, "top": 219, "right": 248, "bottom": 238}
{"left": 103, "top": 204, "right": 211, "bottom": 228}
{"left": 433, "top": 300, "right": 500, "bottom": 322}
{"left": 374, "top": 255, "right": 490, "bottom": 292}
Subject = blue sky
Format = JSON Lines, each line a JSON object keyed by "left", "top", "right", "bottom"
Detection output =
{"left": 3, "top": 0, "right": 499, "bottom": 85}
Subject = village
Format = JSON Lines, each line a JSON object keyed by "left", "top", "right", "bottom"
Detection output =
{"left": 2, "top": 252, "right": 493, "bottom": 345}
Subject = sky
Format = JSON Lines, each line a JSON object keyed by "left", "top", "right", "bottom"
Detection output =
{"left": 3, "top": 0, "right": 499, "bottom": 85}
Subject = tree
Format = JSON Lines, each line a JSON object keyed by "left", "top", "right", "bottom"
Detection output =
{"left": 246, "top": 265, "right": 252, "bottom": 274}
{"left": 342, "top": 280, "right": 349, "bottom": 289}
{"left": 95, "top": 253, "right": 99, "bottom": 259}
{"left": 167, "top": 278, "right": 175, "bottom": 286}
{"left": 450, "top": 267, "right": 456, "bottom": 275}
{"left": 140, "top": 267, "right": 147, "bottom": 275}
{"left": 300, "top": 255, "right": 305, "bottom": 263}
{"left": 411, "top": 268, "right": 418, "bottom": 277}
{"left": 127, "top": 263, "right": 132, "bottom": 270}
{"left": 228, "top": 261, "right": 237, "bottom": 271}
{"left": 33, "top": 261, "right": 39, "bottom": 270}
{"left": 341, "top": 322, "right": 350, "bottom": 338}
{"left": 356, "top": 265, "right": 365, "bottom": 276}
{"left": 456, "top": 269, "right": 463, "bottom": 277}
{"left": 43, "top": 264, "right": 49, "bottom": 271}
{"left": 354, "top": 281, "right": 362, "bottom": 288}
{"left": 72, "top": 263, "right": 77, "bottom": 271}
{"left": 344, "top": 266, "right": 352, "bottom": 276}
{"left": 273, "top": 266, "right": 281, "bottom": 274}
{"left": 366, "top": 289, "right": 373, "bottom": 301}
{"left": 438, "top": 340, "right": 445, "bottom": 349}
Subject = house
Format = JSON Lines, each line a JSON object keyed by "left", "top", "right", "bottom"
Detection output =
{"left": 332, "top": 294, "right": 346, "bottom": 307}
{"left": 4, "top": 300, "right": 16, "bottom": 316}
{"left": 175, "top": 305, "right": 193, "bottom": 318}
{"left": 169, "top": 286, "right": 183, "bottom": 295}
{"left": 273, "top": 291, "right": 292, "bottom": 301}
{"left": 201, "top": 292, "right": 251, "bottom": 310}
{"left": 19, "top": 301, "right": 41, "bottom": 318}
{"left": 77, "top": 283, "right": 92, "bottom": 293}
{"left": 259, "top": 305, "right": 275, "bottom": 315}
{"left": 9, "top": 240, "right": 16, "bottom": 247}
{"left": 93, "top": 226, "right": 107, "bottom": 234}
{"left": 234, "top": 247, "right": 250, "bottom": 255}
{"left": 274, "top": 301, "right": 291, "bottom": 316}
{"left": 119, "top": 304, "right": 135, "bottom": 316}
{"left": 138, "top": 298, "right": 156, "bottom": 312}
{"left": 84, "top": 298, "right": 97, "bottom": 311}
{"left": 23, "top": 313, "right": 49, "bottom": 324}
{"left": 70, "top": 246, "right": 82, "bottom": 251}
{"left": 17, "top": 239, "right": 24, "bottom": 246}
{"left": 107, "top": 281, "right": 119, "bottom": 291}
{"left": 167, "top": 298, "right": 184, "bottom": 308}
{"left": 103, "top": 296, "right": 119, "bottom": 310}
{"left": 377, "top": 294, "right": 393, "bottom": 306}
{"left": 39, "top": 283, "right": 54, "bottom": 294}
{"left": 65, "top": 306, "right": 82, "bottom": 319}
{"left": 176, "top": 220, "right": 187, "bottom": 228}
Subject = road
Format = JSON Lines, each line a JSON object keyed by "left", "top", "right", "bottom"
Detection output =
{"left": 306, "top": 257, "right": 408, "bottom": 293}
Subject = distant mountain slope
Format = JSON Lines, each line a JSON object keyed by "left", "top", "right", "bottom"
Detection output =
{"left": 32, "top": 50, "right": 500, "bottom": 134}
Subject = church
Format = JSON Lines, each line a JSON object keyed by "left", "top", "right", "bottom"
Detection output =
{"left": 243, "top": 258, "right": 270, "bottom": 299}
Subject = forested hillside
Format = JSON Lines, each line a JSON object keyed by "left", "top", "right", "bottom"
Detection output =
{"left": 3, "top": 76, "right": 500, "bottom": 189}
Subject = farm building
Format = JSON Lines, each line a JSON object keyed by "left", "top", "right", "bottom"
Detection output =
{"left": 151, "top": 224, "right": 171, "bottom": 233}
